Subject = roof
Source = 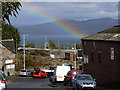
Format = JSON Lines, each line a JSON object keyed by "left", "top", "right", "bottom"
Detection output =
{"left": 82, "top": 25, "right": 120, "bottom": 41}
{"left": 0, "top": 39, "right": 15, "bottom": 53}
{"left": 65, "top": 51, "right": 75, "bottom": 54}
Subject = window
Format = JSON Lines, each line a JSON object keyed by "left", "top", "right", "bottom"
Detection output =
{"left": 91, "top": 51, "right": 94, "bottom": 62}
{"left": 41, "top": 71, "right": 45, "bottom": 73}
{"left": 78, "top": 71, "right": 84, "bottom": 74}
{"left": 98, "top": 51, "right": 101, "bottom": 64}
{"left": 111, "top": 48, "right": 114, "bottom": 60}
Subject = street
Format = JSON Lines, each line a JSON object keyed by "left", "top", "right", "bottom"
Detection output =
{"left": 6, "top": 76, "right": 72, "bottom": 90}
{"left": 6, "top": 76, "right": 120, "bottom": 90}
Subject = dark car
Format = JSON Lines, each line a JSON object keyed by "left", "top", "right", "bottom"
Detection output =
{"left": 64, "top": 70, "right": 85, "bottom": 86}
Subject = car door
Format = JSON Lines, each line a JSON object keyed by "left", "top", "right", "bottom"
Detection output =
{"left": 41, "top": 71, "right": 46, "bottom": 77}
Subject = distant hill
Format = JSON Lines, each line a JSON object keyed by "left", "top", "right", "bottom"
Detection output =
{"left": 17, "top": 18, "right": 117, "bottom": 47}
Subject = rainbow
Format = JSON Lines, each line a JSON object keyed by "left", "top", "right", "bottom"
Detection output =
{"left": 22, "top": 3, "right": 86, "bottom": 38}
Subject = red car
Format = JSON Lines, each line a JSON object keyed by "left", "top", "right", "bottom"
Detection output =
{"left": 33, "top": 67, "right": 47, "bottom": 78}
{"left": 64, "top": 70, "right": 85, "bottom": 86}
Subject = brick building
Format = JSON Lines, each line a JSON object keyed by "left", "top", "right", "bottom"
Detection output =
{"left": 81, "top": 25, "right": 120, "bottom": 85}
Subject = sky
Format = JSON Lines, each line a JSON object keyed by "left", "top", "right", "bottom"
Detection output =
{"left": 10, "top": 2, "right": 118, "bottom": 27}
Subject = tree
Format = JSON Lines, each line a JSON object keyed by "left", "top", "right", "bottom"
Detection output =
{"left": 76, "top": 43, "right": 82, "bottom": 49}
{"left": 2, "top": 1, "right": 22, "bottom": 24}
{"left": 59, "top": 45, "right": 64, "bottom": 49}
{"left": 25, "top": 42, "right": 35, "bottom": 48}
{"left": 2, "top": 22, "right": 21, "bottom": 52}
{"left": 49, "top": 40, "right": 56, "bottom": 49}
{"left": 67, "top": 44, "right": 72, "bottom": 49}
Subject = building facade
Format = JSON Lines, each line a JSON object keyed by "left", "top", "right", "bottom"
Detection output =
{"left": 82, "top": 25, "right": 120, "bottom": 85}
{"left": 0, "top": 39, "right": 16, "bottom": 76}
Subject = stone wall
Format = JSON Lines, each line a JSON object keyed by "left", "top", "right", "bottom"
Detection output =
{"left": 0, "top": 43, "right": 16, "bottom": 76}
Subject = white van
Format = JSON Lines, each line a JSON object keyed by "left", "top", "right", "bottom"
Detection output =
{"left": 53, "top": 66, "right": 71, "bottom": 84}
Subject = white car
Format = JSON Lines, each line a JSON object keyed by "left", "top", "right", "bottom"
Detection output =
{"left": 0, "top": 73, "right": 7, "bottom": 90}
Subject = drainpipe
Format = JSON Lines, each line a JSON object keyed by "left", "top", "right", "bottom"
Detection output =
{"left": 82, "top": 40, "right": 84, "bottom": 70}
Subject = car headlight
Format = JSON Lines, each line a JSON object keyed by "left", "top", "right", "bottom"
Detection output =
{"left": 93, "top": 82, "right": 96, "bottom": 85}
{"left": 79, "top": 82, "right": 83, "bottom": 84}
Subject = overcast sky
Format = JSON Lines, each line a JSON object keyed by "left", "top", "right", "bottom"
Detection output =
{"left": 10, "top": 2, "right": 118, "bottom": 26}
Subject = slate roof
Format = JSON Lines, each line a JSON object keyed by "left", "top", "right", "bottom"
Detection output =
{"left": 1, "top": 39, "right": 15, "bottom": 53}
{"left": 82, "top": 25, "right": 120, "bottom": 41}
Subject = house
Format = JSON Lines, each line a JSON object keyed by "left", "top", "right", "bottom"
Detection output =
{"left": 65, "top": 51, "right": 75, "bottom": 61}
{"left": 0, "top": 39, "right": 16, "bottom": 76}
{"left": 81, "top": 25, "right": 120, "bottom": 85}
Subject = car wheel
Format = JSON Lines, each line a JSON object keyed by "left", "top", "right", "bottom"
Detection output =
{"left": 69, "top": 81, "right": 72, "bottom": 86}
{"left": 54, "top": 81, "right": 57, "bottom": 85}
{"left": 72, "top": 87, "right": 75, "bottom": 90}
{"left": 64, "top": 81, "right": 66, "bottom": 86}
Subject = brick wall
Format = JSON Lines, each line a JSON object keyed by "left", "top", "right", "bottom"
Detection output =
{"left": 83, "top": 40, "right": 120, "bottom": 85}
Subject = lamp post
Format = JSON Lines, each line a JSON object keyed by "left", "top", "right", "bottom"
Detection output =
{"left": 23, "top": 34, "right": 28, "bottom": 70}
{"left": 74, "top": 43, "right": 77, "bottom": 70}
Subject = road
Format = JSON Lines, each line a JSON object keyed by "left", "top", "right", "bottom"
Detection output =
{"left": 6, "top": 76, "right": 72, "bottom": 90}
{"left": 6, "top": 76, "right": 120, "bottom": 90}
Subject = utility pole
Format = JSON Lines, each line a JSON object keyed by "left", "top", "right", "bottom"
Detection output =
{"left": 23, "top": 34, "right": 28, "bottom": 70}
{"left": 23, "top": 35, "right": 25, "bottom": 70}
{"left": 74, "top": 43, "right": 77, "bottom": 70}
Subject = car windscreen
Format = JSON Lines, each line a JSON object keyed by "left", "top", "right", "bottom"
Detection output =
{"left": 41, "top": 71, "right": 45, "bottom": 73}
{"left": 20, "top": 70, "right": 26, "bottom": 72}
{"left": 78, "top": 76, "right": 93, "bottom": 80}
{"left": 34, "top": 71, "right": 40, "bottom": 74}
{"left": 78, "top": 71, "right": 84, "bottom": 74}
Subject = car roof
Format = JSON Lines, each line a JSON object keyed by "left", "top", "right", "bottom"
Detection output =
{"left": 72, "top": 70, "right": 84, "bottom": 71}
{"left": 77, "top": 74, "right": 91, "bottom": 77}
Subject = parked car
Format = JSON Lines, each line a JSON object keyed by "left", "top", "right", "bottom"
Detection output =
{"left": 72, "top": 74, "right": 96, "bottom": 90}
{"left": 64, "top": 70, "right": 85, "bottom": 86}
{"left": 0, "top": 73, "right": 7, "bottom": 90}
{"left": 52, "top": 66, "right": 71, "bottom": 84}
{"left": 0, "top": 70, "right": 4, "bottom": 75}
{"left": 33, "top": 67, "right": 47, "bottom": 78}
{"left": 19, "top": 69, "right": 32, "bottom": 77}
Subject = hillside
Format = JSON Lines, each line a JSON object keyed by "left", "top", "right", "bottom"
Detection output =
{"left": 17, "top": 18, "right": 117, "bottom": 47}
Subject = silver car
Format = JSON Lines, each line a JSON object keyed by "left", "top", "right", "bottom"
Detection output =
{"left": 19, "top": 69, "right": 32, "bottom": 77}
{"left": 72, "top": 74, "right": 96, "bottom": 90}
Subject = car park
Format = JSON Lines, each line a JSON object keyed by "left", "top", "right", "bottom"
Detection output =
{"left": 64, "top": 70, "right": 85, "bottom": 86}
{"left": 19, "top": 69, "right": 32, "bottom": 77}
{"left": 72, "top": 74, "right": 96, "bottom": 90}
{"left": 33, "top": 67, "right": 47, "bottom": 78}
{"left": 0, "top": 73, "right": 7, "bottom": 90}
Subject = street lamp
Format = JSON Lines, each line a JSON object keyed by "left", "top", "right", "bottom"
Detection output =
{"left": 23, "top": 34, "right": 28, "bottom": 70}
{"left": 74, "top": 43, "right": 77, "bottom": 70}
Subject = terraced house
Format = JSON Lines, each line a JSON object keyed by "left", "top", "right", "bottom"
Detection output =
{"left": 82, "top": 25, "right": 120, "bottom": 85}
{"left": 0, "top": 38, "right": 16, "bottom": 76}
